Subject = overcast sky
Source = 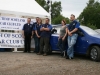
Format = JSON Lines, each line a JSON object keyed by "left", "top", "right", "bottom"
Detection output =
{"left": 52, "top": 0, "right": 88, "bottom": 18}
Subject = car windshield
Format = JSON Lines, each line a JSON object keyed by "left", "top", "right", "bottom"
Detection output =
{"left": 81, "top": 26, "right": 99, "bottom": 35}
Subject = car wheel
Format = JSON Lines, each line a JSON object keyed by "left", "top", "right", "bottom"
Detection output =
{"left": 90, "top": 46, "right": 100, "bottom": 61}
{"left": 47, "top": 45, "right": 52, "bottom": 55}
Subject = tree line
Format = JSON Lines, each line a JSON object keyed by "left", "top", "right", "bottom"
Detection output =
{"left": 35, "top": 0, "right": 69, "bottom": 24}
{"left": 35, "top": 0, "right": 100, "bottom": 29}
{"left": 78, "top": 0, "right": 100, "bottom": 29}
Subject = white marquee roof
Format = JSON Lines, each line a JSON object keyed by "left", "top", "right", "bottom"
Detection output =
{"left": 0, "top": 0, "right": 50, "bottom": 18}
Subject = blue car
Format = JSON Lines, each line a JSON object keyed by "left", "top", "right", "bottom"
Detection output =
{"left": 49, "top": 25, "right": 100, "bottom": 61}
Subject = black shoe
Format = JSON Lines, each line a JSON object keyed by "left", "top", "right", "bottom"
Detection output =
{"left": 43, "top": 53, "right": 47, "bottom": 56}
{"left": 28, "top": 51, "right": 31, "bottom": 53}
{"left": 69, "top": 57, "right": 74, "bottom": 59}
{"left": 23, "top": 51, "right": 27, "bottom": 53}
{"left": 37, "top": 52, "right": 42, "bottom": 55}
{"left": 66, "top": 56, "right": 69, "bottom": 59}
{"left": 33, "top": 51, "right": 37, "bottom": 53}
{"left": 60, "top": 52, "right": 64, "bottom": 57}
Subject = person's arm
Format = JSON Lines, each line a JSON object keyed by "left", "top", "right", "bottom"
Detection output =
{"left": 34, "top": 25, "right": 40, "bottom": 38}
{"left": 40, "top": 25, "right": 44, "bottom": 31}
{"left": 40, "top": 27, "right": 44, "bottom": 31}
{"left": 35, "top": 31, "right": 40, "bottom": 38}
{"left": 70, "top": 22, "right": 80, "bottom": 34}
{"left": 32, "top": 24, "right": 35, "bottom": 37}
{"left": 31, "top": 31, "right": 34, "bottom": 37}
{"left": 62, "top": 27, "right": 68, "bottom": 40}
{"left": 63, "top": 28, "right": 68, "bottom": 38}
{"left": 67, "top": 26, "right": 71, "bottom": 36}
{"left": 43, "top": 28, "right": 50, "bottom": 31}
{"left": 43, "top": 25, "right": 52, "bottom": 31}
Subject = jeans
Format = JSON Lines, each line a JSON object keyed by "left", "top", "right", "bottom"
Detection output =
{"left": 34, "top": 36, "right": 40, "bottom": 53}
{"left": 57, "top": 38, "right": 66, "bottom": 54}
{"left": 67, "top": 34, "right": 78, "bottom": 58}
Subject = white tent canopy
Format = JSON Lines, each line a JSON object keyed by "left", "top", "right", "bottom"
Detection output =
{"left": 0, "top": 0, "right": 50, "bottom": 18}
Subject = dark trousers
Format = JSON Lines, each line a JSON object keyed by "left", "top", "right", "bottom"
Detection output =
{"left": 34, "top": 36, "right": 40, "bottom": 53}
{"left": 57, "top": 38, "right": 66, "bottom": 53}
{"left": 24, "top": 35, "right": 31, "bottom": 52}
{"left": 40, "top": 37, "right": 50, "bottom": 53}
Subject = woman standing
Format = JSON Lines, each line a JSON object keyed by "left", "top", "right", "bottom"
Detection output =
{"left": 57, "top": 20, "right": 68, "bottom": 56}
{"left": 34, "top": 18, "right": 42, "bottom": 53}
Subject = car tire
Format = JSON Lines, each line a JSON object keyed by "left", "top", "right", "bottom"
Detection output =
{"left": 47, "top": 45, "right": 52, "bottom": 55}
{"left": 90, "top": 46, "right": 100, "bottom": 61}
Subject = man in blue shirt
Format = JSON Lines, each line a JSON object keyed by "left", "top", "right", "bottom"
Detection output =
{"left": 66, "top": 14, "right": 80, "bottom": 59}
{"left": 22, "top": 18, "right": 33, "bottom": 53}
{"left": 37, "top": 18, "right": 52, "bottom": 56}
{"left": 33, "top": 17, "right": 39, "bottom": 53}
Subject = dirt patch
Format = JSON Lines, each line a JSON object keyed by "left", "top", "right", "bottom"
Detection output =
{"left": 0, "top": 52, "right": 100, "bottom": 75}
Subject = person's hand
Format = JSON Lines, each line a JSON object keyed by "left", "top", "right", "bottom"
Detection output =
{"left": 62, "top": 37, "right": 65, "bottom": 41}
{"left": 42, "top": 27, "right": 44, "bottom": 30}
{"left": 37, "top": 36, "right": 40, "bottom": 38}
{"left": 68, "top": 32, "right": 72, "bottom": 36}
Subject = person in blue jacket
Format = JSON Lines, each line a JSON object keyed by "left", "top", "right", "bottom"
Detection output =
{"left": 37, "top": 18, "right": 52, "bottom": 56}
{"left": 33, "top": 17, "right": 39, "bottom": 53}
{"left": 66, "top": 14, "right": 80, "bottom": 59}
{"left": 22, "top": 18, "right": 33, "bottom": 53}
{"left": 34, "top": 18, "right": 42, "bottom": 53}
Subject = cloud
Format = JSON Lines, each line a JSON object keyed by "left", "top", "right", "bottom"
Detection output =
{"left": 51, "top": 0, "right": 89, "bottom": 18}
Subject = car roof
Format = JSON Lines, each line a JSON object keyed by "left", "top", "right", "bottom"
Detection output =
{"left": 95, "top": 29, "right": 100, "bottom": 33}
{"left": 52, "top": 24, "right": 87, "bottom": 29}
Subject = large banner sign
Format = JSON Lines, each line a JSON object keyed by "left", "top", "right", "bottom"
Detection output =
{"left": 0, "top": 16, "right": 36, "bottom": 48}
{"left": 0, "top": 16, "right": 36, "bottom": 30}
{"left": 0, "top": 33, "right": 35, "bottom": 48}
{"left": 0, "top": 16, "right": 27, "bottom": 30}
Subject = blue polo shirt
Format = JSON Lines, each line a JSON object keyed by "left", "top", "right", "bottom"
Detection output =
{"left": 68, "top": 20, "right": 80, "bottom": 33}
{"left": 33, "top": 22, "right": 38, "bottom": 31}
{"left": 22, "top": 23, "right": 33, "bottom": 36}
{"left": 34, "top": 24, "right": 42, "bottom": 36}
{"left": 33, "top": 22, "right": 38, "bottom": 36}
{"left": 40, "top": 24, "right": 52, "bottom": 38}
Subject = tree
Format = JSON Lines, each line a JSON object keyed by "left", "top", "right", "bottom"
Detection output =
{"left": 52, "top": 15, "right": 69, "bottom": 24}
{"left": 35, "top": 0, "right": 69, "bottom": 24}
{"left": 78, "top": 0, "right": 100, "bottom": 29}
{"left": 51, "top": 1, "right": 62, "bottom": 19}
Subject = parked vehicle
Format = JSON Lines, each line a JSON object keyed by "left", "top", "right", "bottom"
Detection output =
{"left": 49, "top": 25, "right": 100, "bottom": 61}
{"left": 95, "top": 29, "right": 100, "bottom": 34}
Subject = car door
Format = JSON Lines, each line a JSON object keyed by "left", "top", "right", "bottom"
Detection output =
{"left": 74, "top": 29, "right": 89, "bottom": 54}
{"left": 50, "top": 27, "right": 60, "bottom": 51}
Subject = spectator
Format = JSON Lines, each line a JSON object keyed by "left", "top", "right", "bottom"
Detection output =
{"left": 33, "top": 17, "right": 39, "bottom": 53}
{"left": 34, "top": 18, "right": 42, "bottom": 53}
{"left": 37, "top": 18, "right": 52, "bottom": 56}
{"left": 57, "top": 19, "right": 68, "bottom": 57}
{"left": 22, "top": 18, "right": 33, "bottom": 53}
{"left": 66, "top": 14, "right": 80, "bottom": 59}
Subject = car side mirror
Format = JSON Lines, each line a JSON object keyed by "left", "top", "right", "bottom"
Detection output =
{"left": 51, "top": 29, "right": 57, "bottom": 34}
